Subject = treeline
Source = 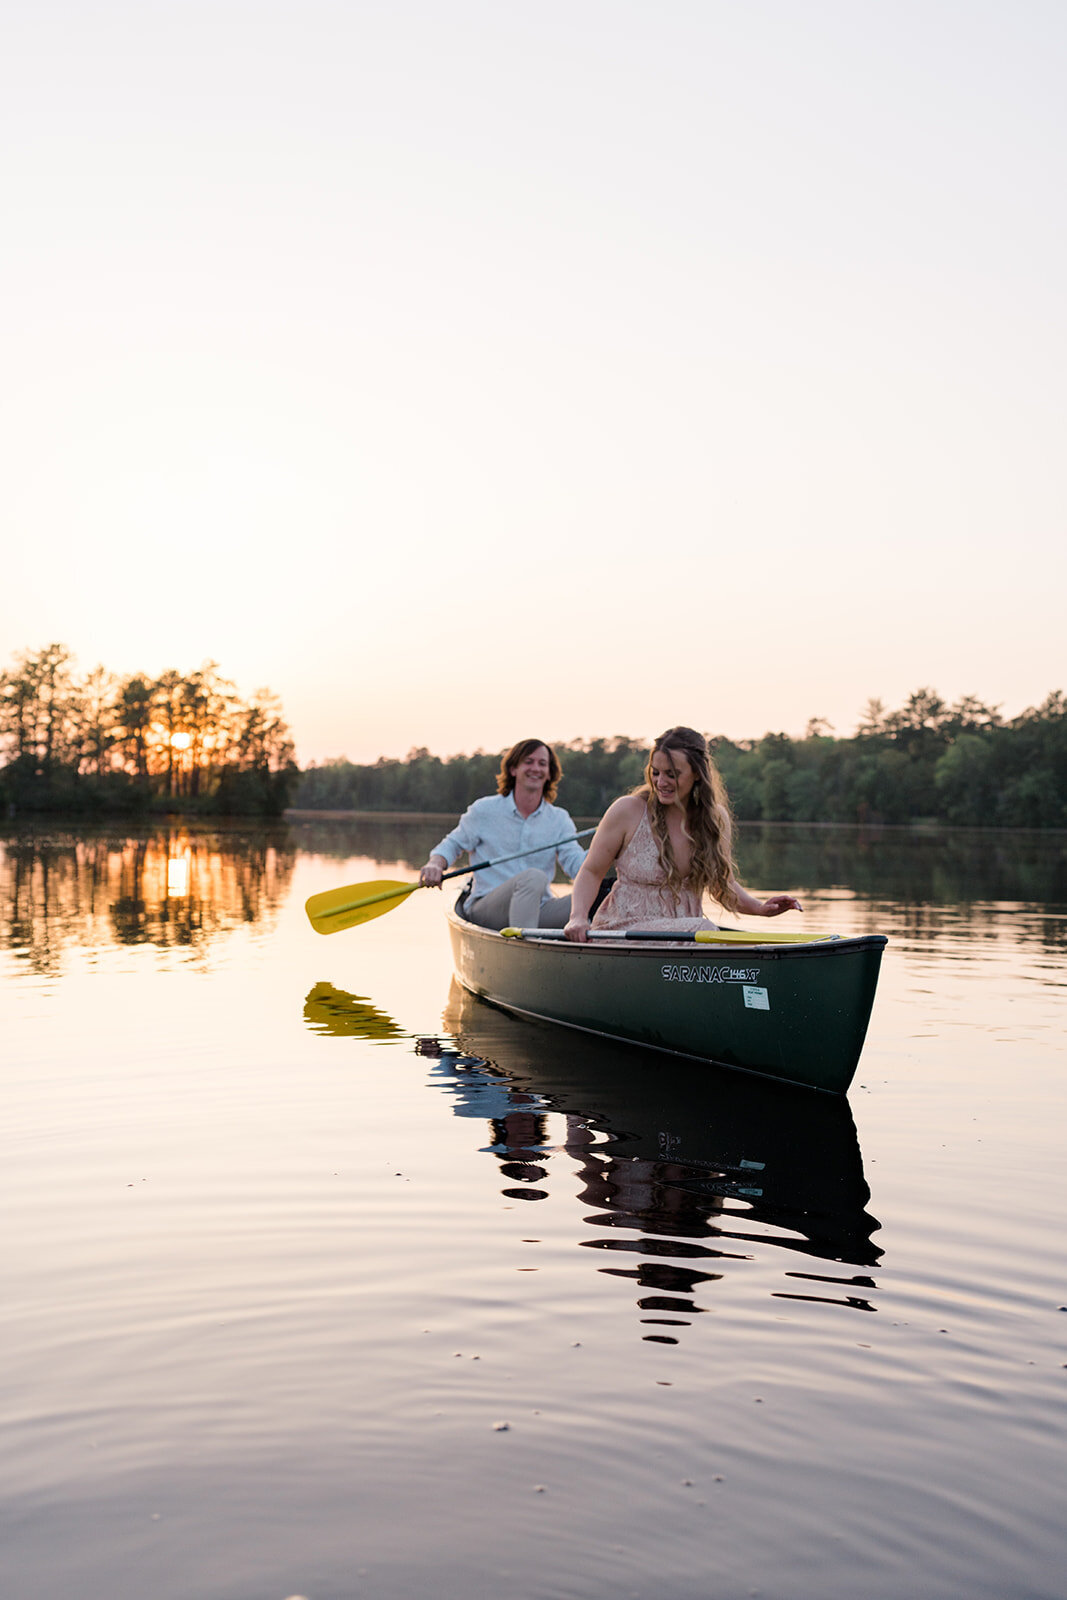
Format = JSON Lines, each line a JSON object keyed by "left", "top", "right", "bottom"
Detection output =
{"left": 293, "top": 688, "right": 1067, "bottom": 828}
{"left": 1, "top": 644, "right": 298, "bottom": 815}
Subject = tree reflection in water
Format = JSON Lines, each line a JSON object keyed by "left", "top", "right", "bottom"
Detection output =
{"left": 0, "top": 822, "right": 295, "bottom": 973}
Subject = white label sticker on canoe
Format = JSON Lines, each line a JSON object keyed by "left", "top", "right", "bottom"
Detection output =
{"left": 743, "top": 985, "right": 770, "bottom": 1010}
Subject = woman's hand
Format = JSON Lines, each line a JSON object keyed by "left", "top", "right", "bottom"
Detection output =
{"left": 759, "top": 893, "right": 803, "bottom": 917}
{"left": 418, "top": 860, "right": 445, "bottom": 888}
{"left": 563, "top": 915, "right": 590, "bottom": 943}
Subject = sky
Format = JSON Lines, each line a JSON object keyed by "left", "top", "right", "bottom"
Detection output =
{"left": 3, "top": 0, "right": 1065, "bottom": 767}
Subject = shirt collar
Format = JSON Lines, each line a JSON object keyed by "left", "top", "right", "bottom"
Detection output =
{"left": 508, "top": 793, "right": 545, "bottom": 820}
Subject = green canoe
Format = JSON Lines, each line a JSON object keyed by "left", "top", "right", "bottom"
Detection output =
{"left": 446, "top": 898, "right": 887, "bottom": 1094}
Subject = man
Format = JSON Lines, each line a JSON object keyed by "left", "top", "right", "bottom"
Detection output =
{"left": 418, "top": 738, "right": 586, "bottom": 930}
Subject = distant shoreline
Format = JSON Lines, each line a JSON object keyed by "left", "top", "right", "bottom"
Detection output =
{"left": 0, "top": 810, "right": 1060, "bottom": 836}
{"left": 282, "top": 809, "right": 1066, "bottom": 835}
{"left": 283, "top": 808, "right": 460, "bottom": 823}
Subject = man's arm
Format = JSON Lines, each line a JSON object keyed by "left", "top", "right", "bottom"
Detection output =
{"left": 418, "top": 800, "right": 487, "bottom": 888}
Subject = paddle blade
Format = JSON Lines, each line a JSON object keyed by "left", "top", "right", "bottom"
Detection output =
{"left": 305, "top": 879, "right": 418, "bottom": 935}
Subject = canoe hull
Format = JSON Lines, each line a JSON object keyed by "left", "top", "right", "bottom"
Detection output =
{"left": 446, "top": 905, "right": 887, "bottom": 1094}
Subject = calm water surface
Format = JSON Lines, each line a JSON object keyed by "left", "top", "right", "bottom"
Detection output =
{"left": 2, "top": 819, "right": 1065, "bottom": 1600}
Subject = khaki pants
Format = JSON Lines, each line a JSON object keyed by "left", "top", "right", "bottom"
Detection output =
{"left": 466, "top": 868, "right": 572, "bottom": 931}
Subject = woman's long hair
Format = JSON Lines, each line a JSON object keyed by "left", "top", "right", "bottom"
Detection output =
{"left": 638, "top": 726, "right": 740, "bottom": 911}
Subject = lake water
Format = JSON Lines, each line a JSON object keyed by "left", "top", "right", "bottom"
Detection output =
{"left": 2, "top": 817, "right": 1065, "bottom": 1600}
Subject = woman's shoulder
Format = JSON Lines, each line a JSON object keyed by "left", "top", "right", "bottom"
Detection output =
{"left": 604, "top": 793, "right": 647, "bottom": 826}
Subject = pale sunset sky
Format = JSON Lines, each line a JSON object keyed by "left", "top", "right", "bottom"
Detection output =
{"left": 3, "top": 0, "right": 1064, "bottom": 766}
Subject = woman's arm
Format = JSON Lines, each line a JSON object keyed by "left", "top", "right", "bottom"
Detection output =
{"left": 563, "top": 797, "right": 642, "bottom": 941}
{"left": 728, "top": 880, "right": 803, "bottom": 917}
{"left": 552, "top": 808, "right": 589, "bottom": 882}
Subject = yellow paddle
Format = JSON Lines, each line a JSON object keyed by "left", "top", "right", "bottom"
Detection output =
{"left": 305, "top": 829, "right": 596, "bottom": 935}
{"left": 502, "top": 926, "right": 830, "bottom": 945}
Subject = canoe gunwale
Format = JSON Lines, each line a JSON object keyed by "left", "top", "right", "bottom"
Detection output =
{"left": 504, "top": 929, "right": 889, "bottom": 962}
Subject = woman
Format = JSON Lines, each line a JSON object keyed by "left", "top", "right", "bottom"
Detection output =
{"left": 563, "top": 726, "right": 802, "bottom": 942}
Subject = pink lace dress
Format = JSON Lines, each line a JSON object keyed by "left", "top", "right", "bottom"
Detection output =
{"left": 592, "top": 807, "right": 718, "bottom": 932}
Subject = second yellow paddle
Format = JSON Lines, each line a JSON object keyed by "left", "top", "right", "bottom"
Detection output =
{"left": 501, "top": 926, "right": 829, "bottom": 946}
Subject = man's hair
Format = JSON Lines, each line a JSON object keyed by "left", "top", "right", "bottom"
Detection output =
{"left": 496, "top": 739, "right": 562, "bottom": 802}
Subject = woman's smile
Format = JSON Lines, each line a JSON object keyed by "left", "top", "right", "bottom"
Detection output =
{"left": 650, "top": 749, "right": 695, "bottom": 806}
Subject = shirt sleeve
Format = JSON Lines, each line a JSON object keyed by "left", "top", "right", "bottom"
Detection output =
{"left": 429, "top": 799, "right": 489, "bottom": 868}
{"left": 551, "top": 808, "right": 587, "bottom": 880}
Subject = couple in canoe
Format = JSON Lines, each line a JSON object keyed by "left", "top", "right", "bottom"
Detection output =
{"left": 418, "top": 725, "right": 801, "bottom": 938}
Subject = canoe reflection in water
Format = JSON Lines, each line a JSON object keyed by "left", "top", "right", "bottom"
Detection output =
{"left": 304, "top": 978, "right": 882, "bottom": 1338}
{"left": 438, "top": 980, "right": 881, "bottom": 1292}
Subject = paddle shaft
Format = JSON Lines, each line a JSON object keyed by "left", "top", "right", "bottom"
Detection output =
{"left": 320, "top": 829, "right": 596, "bottom": 921}
{"left": 441, "top": 827, "right": 595, "bottom": 883}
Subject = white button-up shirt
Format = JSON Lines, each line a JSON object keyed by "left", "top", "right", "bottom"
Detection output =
{"left": 430, "top": 794, "right": 587, "bottom": 904}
